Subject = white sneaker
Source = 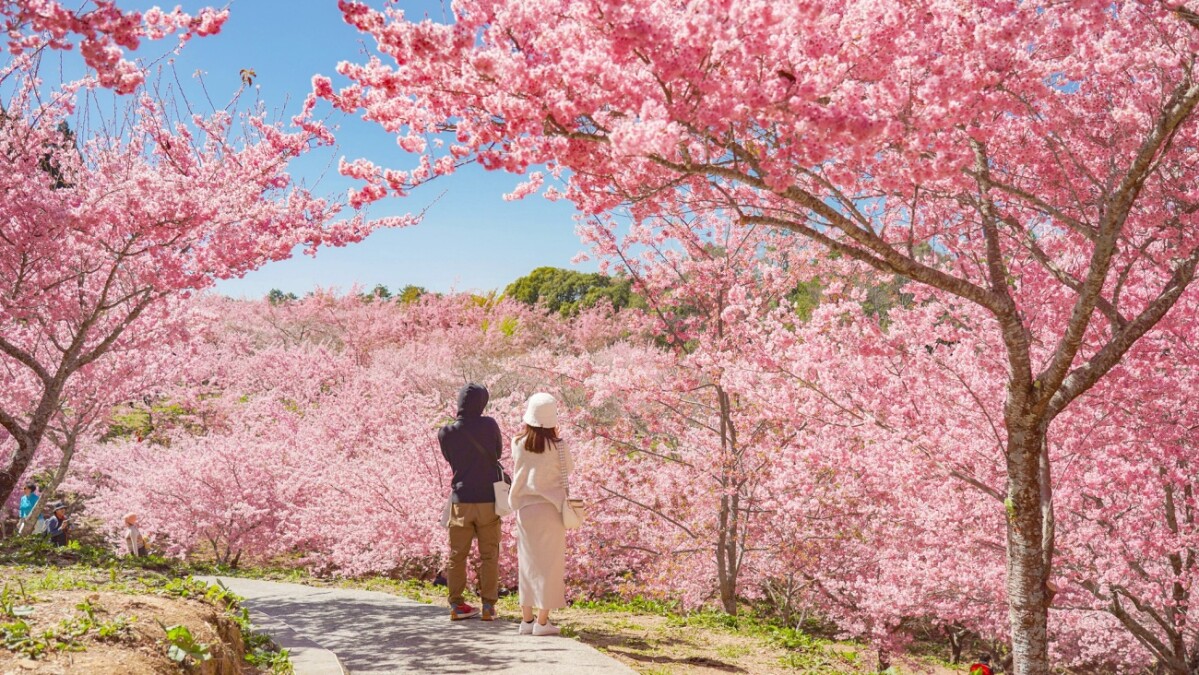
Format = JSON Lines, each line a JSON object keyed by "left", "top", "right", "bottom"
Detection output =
{"left": 532, "top": 621, "right": 561, "bottom": 636}
{"left": 518, "top": 621, "right": 534, "bottom": 635}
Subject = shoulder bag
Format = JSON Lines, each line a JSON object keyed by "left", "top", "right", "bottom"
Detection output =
{"left": 555, "top": 441, "right": 586, "bottom": 529}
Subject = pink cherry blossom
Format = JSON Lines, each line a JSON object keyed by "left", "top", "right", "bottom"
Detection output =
{"left": 316, "top": 3, "right": 1199, "bottom": 670}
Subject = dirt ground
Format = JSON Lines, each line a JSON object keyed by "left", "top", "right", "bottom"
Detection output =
{"left": 0, "top": 569, "right": 255, "bottom": 675}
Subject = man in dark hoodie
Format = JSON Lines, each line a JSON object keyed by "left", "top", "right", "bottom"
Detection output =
{"left": 439, "top": 382, "right": 504, "bottom": 621}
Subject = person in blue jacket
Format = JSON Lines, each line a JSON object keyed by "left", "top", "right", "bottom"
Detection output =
{"left": 17, "top": 483, "right": 45, "bottom": 535}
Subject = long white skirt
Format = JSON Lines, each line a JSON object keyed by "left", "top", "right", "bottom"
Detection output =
{"left": 516, "top": 501, "right": 566, "bottom": 610}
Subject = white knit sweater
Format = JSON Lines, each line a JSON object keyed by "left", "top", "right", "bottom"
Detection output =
{"left": 507, "top": 437, "right": 573, "bottom": 512}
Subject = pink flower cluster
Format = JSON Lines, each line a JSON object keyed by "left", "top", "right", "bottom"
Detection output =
{"left": 3, "top": 1, "right": 229, "bottom": 93}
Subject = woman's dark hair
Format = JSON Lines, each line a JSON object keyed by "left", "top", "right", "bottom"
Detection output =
{"left": 24, "top": 482, "right": 36, "bottom": 492}
{"left": 520, "top": 424, "right": 561, "bottom": 454}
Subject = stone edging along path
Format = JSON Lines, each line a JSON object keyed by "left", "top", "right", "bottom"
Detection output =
{"left": 198, "top": 576, "right": 637, "bottom": 675}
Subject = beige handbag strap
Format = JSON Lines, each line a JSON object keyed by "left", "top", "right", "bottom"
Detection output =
{"left": 553, "top": 440, "right": 572, "bottom": 499}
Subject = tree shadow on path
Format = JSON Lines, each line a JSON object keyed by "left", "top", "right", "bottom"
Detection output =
{"left": 210, "top": 579, "right": 631, "bottom": 674}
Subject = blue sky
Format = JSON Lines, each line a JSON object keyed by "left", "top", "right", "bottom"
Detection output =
{"left": 112, "top": 0, "right": 593, "bottom": 298}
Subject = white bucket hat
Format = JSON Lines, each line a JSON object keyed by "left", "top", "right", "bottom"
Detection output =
{"left": 523, "top": 392, "right": 558, "bottom": 428}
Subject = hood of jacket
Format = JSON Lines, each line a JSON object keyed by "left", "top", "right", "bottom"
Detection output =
{"left": 456, "top": 383, "right": 489, "bottom": 419}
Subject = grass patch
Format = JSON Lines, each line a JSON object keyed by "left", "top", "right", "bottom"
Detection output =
{"left": 572, "top": 595, "right": 679, "bottom": 616}
{"left": 717, "top": 643, "right": 752, "bottom": 659}
{"left": 0, "top": 542, "right": 293, "bottom": 674}
{"left": 0, "top": 595, "right": 135, "bottom": 659}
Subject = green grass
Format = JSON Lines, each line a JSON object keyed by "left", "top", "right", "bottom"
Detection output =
{"left": 566, "top": 593, "right": 860, "bottom": 671}
{"left": 570, "top": 594, "right": 680, "bottom": 616}
{"left": 717, "top": 644, "right": 752, "bottom": 659}
{"left": 173, "top": 577, "right": 295, "bottom": 674}
{"left": 0, "top": 536, "right": 175, "bottom": 574}
{"left": 332, "top": 576, "right": 442, "bottom": 599}
{"left": 607, "top": 618, "right": 646, "bottom": 631}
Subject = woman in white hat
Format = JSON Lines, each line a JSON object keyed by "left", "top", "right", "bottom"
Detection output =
{"left": 507, "top": 392, "right": 572, "bottom": 636}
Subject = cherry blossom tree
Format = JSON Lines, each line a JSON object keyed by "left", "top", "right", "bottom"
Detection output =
{"left": 73, "top": 291, "right": 617, "bottom": 575}
{"left": 1047, "top": 319, "right": 1199, "bottom": 672}
{"left": 566, "top": 215, "right": 809, "bottom": 614}
{"left": 11, "top": 319, "right": 177, "bottom": 531}
{"left": 0, "top": 76, "right": 410, "bottom": 509}
{"left": 319, "top": 2, "right": 1199, "bottom": 669}
{"left": 740, "top": 282, "right": 1199, "bottom": 670}
{"left": 66, "top": 280, "right": 1199, "bottom": 669}
{"left": 570, "top": 217, "right": 1010, "bottom": 664}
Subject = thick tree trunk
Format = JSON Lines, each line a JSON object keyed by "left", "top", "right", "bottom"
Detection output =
{"left": 18, "top": 430, "right": 78, "bottom": 534}
{"left": 946, "top": 624, "right": 966, "bottom": 664}
{"left": 0, "top": 437, "right": 37, "bottom": 507}
{"left": 716, "top": 486, "right": 741, "bottom": 614}
{"left": 877, "top": 648, "right": 892, "bottom": 672}
{"left": 1005, "top": 421, "right": 1052, "bottom": 675}
{"left": 950, "top": 636, "right": 963, "bottom": 665}
{"left": 0, "top": 428, "right": 49, "bottom": 508}
{"left": 714, "top": 383, "right": 742, "bottom": 615}
{"left": 0, "top": 381, "right": 67, "bottom": 505}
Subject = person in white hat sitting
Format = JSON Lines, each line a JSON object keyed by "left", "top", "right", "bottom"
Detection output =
{"left": 507, "top": 392, "right": 572, "bottom": 636}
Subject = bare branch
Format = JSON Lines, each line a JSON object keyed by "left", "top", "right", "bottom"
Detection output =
{"left": 599, "top": 485, "right": 698, "bottom": 539}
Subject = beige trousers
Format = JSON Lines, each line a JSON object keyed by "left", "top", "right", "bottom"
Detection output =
{"left": 447, "top": 502, "right": 500, "bottom": 605}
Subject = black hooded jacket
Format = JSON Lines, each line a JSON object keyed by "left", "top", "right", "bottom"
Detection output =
{"left": 438, "top": 383, "right": 504, "bottom": 503}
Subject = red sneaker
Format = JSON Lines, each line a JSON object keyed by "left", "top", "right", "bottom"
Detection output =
{"left": 481, "top": 604, "right": 497, "bottom": 621}
{"left": 450, "top": 603, "right": 480, "bottom": 621}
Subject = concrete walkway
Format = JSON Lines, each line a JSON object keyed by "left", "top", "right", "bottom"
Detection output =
{"left": 198, "top": 576, "right": 637, "bottom": 675}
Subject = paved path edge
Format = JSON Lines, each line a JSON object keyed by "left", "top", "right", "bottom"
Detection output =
{"left": 199, "top": 576, "right": 346, "bottom": 675}
{"left": 198, "top": 575, "right": 638, "bottom": 675}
